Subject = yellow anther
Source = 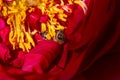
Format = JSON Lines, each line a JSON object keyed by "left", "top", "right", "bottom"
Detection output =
{"left": 41, "top": 23, "right": 47, "bottom": 32}
{"left": 31, "top": 30, "right": 38, "bottom": 35}
{"left": 68, "top": 0, "right": 73, "bottom": 4}
{"left": 46, "top": 34, "right": 51, "bottom": 40}
{"left": 2, "top": 6, "right": 8, "bottom": 16}
{"left": 12, "top": 1, "right": 16, "bottom": 6}
{"left": 74, "top": 0, "right": 87, "bottom": 14}
{"left": 28, "top": 7, "right": 35, "bottom": 13}
{"left": 0, "top": 0, "right": 3, "bottom": 10}
{"left": 60, "top": 0, "right": 64, "bottom": 5}
{"left": 58, "top": 13, "right": 67, "bottom": 21}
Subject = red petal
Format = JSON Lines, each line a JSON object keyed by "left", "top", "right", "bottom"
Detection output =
{"left": 27, "top": 7, "right": 41, "bottom": 30}
{"left": 22, "top": 40, "right": 61, "bottom": 73}
{"left": 39, "top": 14, "right": 48, "bottom": 23}
{"left": 0, "top": 18, "right": 6, "bottom": 30}
{"left": 0, "top": 43, "right": 11, "bottom": 62}
{"left": 0, "top": 26, "right": 10, "bottom": 45}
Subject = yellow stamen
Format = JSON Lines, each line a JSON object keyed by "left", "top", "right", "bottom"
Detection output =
{"left": 74, "top": 0, "right": 88, "bottom": 14}
{"left": 2, "top": 0, "right": 35, "bottom": 52}
{"left": 41, "top": 23, "right": 47, "bottom": 32}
